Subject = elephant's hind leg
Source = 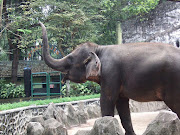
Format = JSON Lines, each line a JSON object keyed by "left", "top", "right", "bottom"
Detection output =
{"left": 164, "top": 100, "right": 180, "bottom": 118}
{"left": 116, "top": 97, "right": 136, "bottom": 135}
{"left": 163, "top": 89, "right": 180, "bottom": 118}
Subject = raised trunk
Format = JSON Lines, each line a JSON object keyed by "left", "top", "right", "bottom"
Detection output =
{"left": 39, "top": 22, "right": 68, "bottom": 72}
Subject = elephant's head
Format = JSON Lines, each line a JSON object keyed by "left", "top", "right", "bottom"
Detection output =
{"left": 40, "top": 22, "right": 101, "bottom": 83}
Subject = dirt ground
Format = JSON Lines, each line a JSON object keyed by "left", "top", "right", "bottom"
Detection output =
{"left": 67, "top": 111, "right": 159, "bottom": 135}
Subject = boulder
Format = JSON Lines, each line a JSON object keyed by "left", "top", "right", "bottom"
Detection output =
{"left": 75, "top": 116, "right": 124, "bottom": 135}
{"left": 64, "top": 103, "right": 79, "bottom": 127}
{"left": 90, "top": 116, "right": 124, "bottom": 135}
{"left": 86, "top": 103, "right": 101, "bottom": 119}
{"left": 129, "top": 100, "right": 168, "bottom": 112}
{"left": 43, "top": 103, "right": 63, "bottom": 124}
{"left": 57, "top": 107, "right": 70, "bottom": 128}
{"left": 30, "top": 115, "right": 45, "bottom": 127}
{"left": 27, "top": 122, "right": 44, "bottom": 135}
{"left": 43, "top": 118, "right": 67, "bottom": 135}
{"left": 143, "top": 110, "right": 180, "bottom": 135}
{"left": 74, "top": 130, "right": 91, "bottom": 135}
{"left": 77, "top": 102, "right": 88, "bottom": 124}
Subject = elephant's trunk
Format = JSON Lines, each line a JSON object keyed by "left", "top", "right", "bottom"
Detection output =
{"left": 39, "top": 22, "right": 68, "bottom": 72}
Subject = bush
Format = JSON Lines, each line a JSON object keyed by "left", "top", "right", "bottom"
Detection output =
{"left": 0, "top": 79, "right": 25, "bottom": 99}
{"left": 61, "top": 81, "right": 100, "bottom": 97}
{"left": 83, "top": 81, "right": 100, "bottom": 94}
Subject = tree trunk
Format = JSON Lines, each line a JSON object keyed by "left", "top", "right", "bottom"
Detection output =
{"left": 3, "top": 0, "right": 20, "bottom": 84}
{"left": 11, "top": 46, "right": 20, "bottom": 84}
{"left": 2, "top": 0, "right": 12, "bottom": 60}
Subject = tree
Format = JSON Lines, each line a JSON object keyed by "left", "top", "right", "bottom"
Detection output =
{"left": 98, "top": 0, "right": 160, "bottom": 45}
{"left": 0, "top": 0, "right": 105, "bottom": 83}
{"left": 1, "top": 0, "right": 33, "bottom": 83}
{"left": 0, "top": 0, "right": 162, "bottom": 84}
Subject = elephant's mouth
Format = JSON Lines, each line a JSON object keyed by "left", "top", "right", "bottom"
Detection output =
{"left": 61, "top": 72, "right": 69, "bottom": 84}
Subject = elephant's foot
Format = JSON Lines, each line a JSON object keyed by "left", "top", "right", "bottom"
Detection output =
{"left": 125, "top": 131, "right": 136, "bottom": 135}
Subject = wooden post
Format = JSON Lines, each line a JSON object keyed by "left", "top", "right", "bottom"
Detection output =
{"left": 0, "top": 0, "right": 3, "bottom": 28}
{"left": 116, "top": 22, "right": 122, "bottom": 45}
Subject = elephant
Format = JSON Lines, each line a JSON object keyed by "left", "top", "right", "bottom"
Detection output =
{"left": 40, "top": 22, "right": 180, "bottom": 135}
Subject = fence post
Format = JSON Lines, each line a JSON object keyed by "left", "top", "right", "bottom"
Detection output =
{"left": 24, "top": 67, "right": 31, "bottom": 97}
{"left": 46, "top": 72, "right": 50, "bottom": 98}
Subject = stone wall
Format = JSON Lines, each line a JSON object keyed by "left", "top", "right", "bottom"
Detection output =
{"left": 0, "top": 60, "right": 54, "bottom": 78}
{"left": 122, "top": 1, "right": 180, "bottom": 45}
{"left": 0, "top": 98, "right": 167, "bottom": 135}
{"left": 0, "top": 99, "right": 99, "bottom": 135}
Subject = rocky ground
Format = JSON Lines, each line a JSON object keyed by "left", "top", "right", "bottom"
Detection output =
{"left": 67, "top": 111, "right": 159, "bottom": 135}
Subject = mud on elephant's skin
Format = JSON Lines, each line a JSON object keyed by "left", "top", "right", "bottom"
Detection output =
{"left": 40, "top": 22, "right": 180, "bottom": 135}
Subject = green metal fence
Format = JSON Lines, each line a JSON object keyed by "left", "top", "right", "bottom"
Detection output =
{"left": 31, "top": 71, "right": 62, "bottom": 98}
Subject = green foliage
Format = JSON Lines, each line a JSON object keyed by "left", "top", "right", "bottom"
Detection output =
{"left": 0, "top": 0, "right": 161, "bottom": 59}
{"left": 17, "top": 29, "right": 32, "bottom": 34}
{"left": 0, "top": 94, "right": 100, "bottom": 111}
{"left": 0, "top": 79, "right": 25, "bottom": 99}
{"left": 0, "top": 48, "right": 8, "bottom": 61}
{"left": 121, "top": 0, "right": 159, "bottom": 20}
{"left": 83, "top": 81, "right": 101, "bottom": 94}
{"left": 98, "top": 0, "right": 160, "bottom": 44}
{"left": 61, "top": 81, "right": 100, "bottom": 97}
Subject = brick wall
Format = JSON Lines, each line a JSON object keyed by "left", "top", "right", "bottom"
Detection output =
{"left": 0, "top": 60, "right": 54, "bottom": 78}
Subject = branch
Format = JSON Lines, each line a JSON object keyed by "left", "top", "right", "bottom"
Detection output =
{"left": 6, "top": 28, "right": 22, "bottom": 38}
{"left": 144, "top": 24, "right": 180, "bottom": 42}
{"left": 0, "top": 23, "right": 10, "bottom": 37}
{"left": 58, "top": 41, "right": 65, "bottom": 57}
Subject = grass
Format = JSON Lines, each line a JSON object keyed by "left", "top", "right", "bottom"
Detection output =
{"left": 0, "top": 94, "right": 100, "bottom": 111}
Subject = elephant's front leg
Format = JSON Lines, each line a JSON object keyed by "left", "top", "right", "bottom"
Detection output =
{"left": 100, "top": 91, "right": 116, "bottom": 117}
{"left": 116, "top": 96, "right": 136, "bottom": 135}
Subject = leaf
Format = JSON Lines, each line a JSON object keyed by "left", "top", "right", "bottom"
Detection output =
{"left": 17, "top": 29, "right": 32, "bottom": 34}
{"left": 17, "top": 29, "right": 26, "bottom": 34}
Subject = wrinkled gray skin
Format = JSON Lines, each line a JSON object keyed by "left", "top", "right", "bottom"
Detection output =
{"left": 40, "top": 22, "right": 180, "bottom": 135}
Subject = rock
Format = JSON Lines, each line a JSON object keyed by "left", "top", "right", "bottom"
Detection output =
{"left": 90, "top": 116, "right": 124, "bottom": 135}
{"left": 74, "top": 130, "right": 91, "bottom": 135}
{"left": 43, "top": 118, "right": 67, "bottom": 135}
{"left": 57, "top": 107, "right": 70, "bottom": 128}
{"left": 43, "top": 103, "right": 63, "bottom": 124}
{"left": 86, "top": 103, "right": 101, "bottom": 119}
{"left": 129, "top": 100, "right": 168, "bottom": 112}
{"left": 77, "top": 102, "right": 88, "bottom": 124}
{"left": 30, "top": 115, "right": 45, "bottom": 127}
{"left": 143, "top": 110, "right": 180, "bottom": 135}
{"left": 27, "top": 122, "right": 44, "bottom": 135}
{"left": 64, "top": 103, "right": 79, "bottom": 127}
{"left": 43, "top": 103, "right": 57, "bottom": 120}
{"left": 77, "top": 110, "right": 88, "bottom": 124}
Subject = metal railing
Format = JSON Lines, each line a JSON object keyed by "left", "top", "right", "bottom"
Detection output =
{"left": 31, "top": 71, "right": 62, "bottom": 98}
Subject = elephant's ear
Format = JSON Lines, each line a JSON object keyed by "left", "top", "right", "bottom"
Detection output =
{"left": 84, "top": 52, "right": 101, "bottom": 79}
